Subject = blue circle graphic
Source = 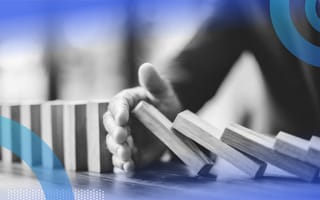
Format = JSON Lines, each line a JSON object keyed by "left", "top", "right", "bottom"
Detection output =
{"left": 270, "top": 0, "right": 320, "bottom": 67}
{"left": 306, "top": 0, "right": 320, "bottom": 32}
{"left": 0, "top": 116, "right": 74, "bottom": 200}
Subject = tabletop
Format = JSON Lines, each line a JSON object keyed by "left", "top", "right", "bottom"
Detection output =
{"left": 0, "top": 159, "right": 319, "bottom": 200}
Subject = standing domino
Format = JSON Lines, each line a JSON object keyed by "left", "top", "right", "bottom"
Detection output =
{"left": 41, "top": 101, "right": 64, "bottom": 168}
{"left": 86, "top": 100, "right": 112, "bottom": 173}
{"left": 63, "top": 101, "right": 88, "bottom": 171}
{"left": 20, "top": 103, "right": 42, "bottom": 166}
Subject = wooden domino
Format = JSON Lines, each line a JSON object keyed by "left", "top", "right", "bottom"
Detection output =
{"left": 1, "top": 104, "right": 13, "bottom": 164}
{"left": 51, "top": 103, "right": 64, "bottom": 166}
{"left": 132, "top": 101, "right": 213, "bottom": 176}
{"left": 0, "top": 105, "right": 2, "bottom": 160}
{"left": 1, "top": 104, "right": 21, "bottom": 164}
{"left": 41, "top": 101, "right": 64, "bottom": 168}
{"left": 306, "top": 136, "right": 320, "bottom": 168}
{"left": 10, "top": 105, "right": 21, "bottom": 163}
{"left": 20, "top": 103, "right": 42, "bottom": 166}
{"left": 274, "top": 132, "right": 316, "bottom": 165}
{"left": 274, "top": 132, "right": 320, "bottom": 168}
{"left": 274, "top": 132, "right": 309, "bottom": 160}
{"left": 86, "top": 100, "right": 112, "bottom": 173}
{"left": 63, "top": 101, "right": 88, "bottom": 171}
{"left": 221, "top": 124, "right": 319, "bottom": 182}
{"left": 173, "top": 111, "right": 267, "bottom": 178}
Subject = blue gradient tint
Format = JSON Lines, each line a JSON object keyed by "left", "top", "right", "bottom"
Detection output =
{"left": 270, "top": 0, "right": 320, "bottom": 67}
{"left": 305, "top": 0, "right": 320, "bottom": 32}
{"left": 0, "top": 116, "right": 74, "bottom": 200}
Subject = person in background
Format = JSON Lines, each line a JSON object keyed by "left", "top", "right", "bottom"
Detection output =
{"left": 103, "top": 0, "right": 320, "bottom": 173}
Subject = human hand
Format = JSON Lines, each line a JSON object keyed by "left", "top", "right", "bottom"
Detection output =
{"left": 103, "top": 63, "right": 182, "bottom": 174}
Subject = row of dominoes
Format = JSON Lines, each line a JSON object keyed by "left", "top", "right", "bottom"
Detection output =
{"left": 133, "top": 101, "right": 320, "bottom": 182}
{"left": 0, "top": 100, "right": 112, "bottom": 173}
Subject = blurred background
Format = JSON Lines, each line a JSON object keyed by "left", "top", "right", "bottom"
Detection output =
{"left": 0, "top": 0, "right": 269, "bottom": 132}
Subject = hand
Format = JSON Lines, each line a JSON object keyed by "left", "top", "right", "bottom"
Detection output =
{"left": 103, "top": 63, "right": 182, "bottom": 174}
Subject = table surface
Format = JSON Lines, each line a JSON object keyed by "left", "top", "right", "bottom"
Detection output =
{"left": 0, "top": 159, "right": 319, "bottom": 200}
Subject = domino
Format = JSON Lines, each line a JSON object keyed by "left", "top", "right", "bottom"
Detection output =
{"left": 274, "top": 132, "right": 320, "bottom": 168}
{"left": 1, "top": 104, "right": 13, "bottom": 164}
{"left": 132, "top": 101, "right": 213, "bottom": 176}
{"left": 0, "top": 106, "right": 1, "bottom": 160}
{"left": 306, "top": 136, "right": 320, "bottom": 168}
{"left": 1, "top": 104, "right": 22, "bottom": 164}
{"left": 173, "top": 111, "right": 266, "bottom": 178}
{"left": 63, "top": 101, "right": 88, "bottom": 171}
{"left": 20, "top": 103, "right": 42, "bottom": 166}
{"left": 41, "top": 101, "right": 64, "bottom": 168}
{"left": 274, "top": 132, "right": 309, "bottom": 161}
{"left": 221, "top": 124, "right": 319, "bottom": 182}
{"left": 10, "top": 105, "right": 21, "bottom": 163}
{"left": 52, "top": 103, "right": 64, "bottom": 166}
{"left": 274, "top": 132, "right": 312, "bottom": 162}
{"left": 86, "top": 100, "right": 112, "bottom": 173}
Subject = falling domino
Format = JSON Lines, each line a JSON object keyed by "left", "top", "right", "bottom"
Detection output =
{"left": 20, "top": 103, "right": 42, "bottom": 166}
{"left": 274, "top": 132, "right": 320, "bottom": 168}
{"left": 132, "top": 101, "right": 214, "bottom": 176}
{"left": 306, "top": 136, "right": 320, "bottom": 168}
{"left": 86, "top": 100, "right": 112, "bottom": 173}
{"left": 63, "top": 101, "right": 88, "bottom": 171}
{"left": 173, "top": 111, "right": 267, "bottom": 178}
{"left": 221, "top": 124, "right": 319, "bottom": 182}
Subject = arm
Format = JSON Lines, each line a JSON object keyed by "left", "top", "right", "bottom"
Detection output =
{"left": 167, "top": 3, "right": 248, "bottom": 112}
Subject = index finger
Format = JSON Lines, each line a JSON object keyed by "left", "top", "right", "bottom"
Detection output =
{"left": 108, "top": 87, "right": 147, "bottom": 126}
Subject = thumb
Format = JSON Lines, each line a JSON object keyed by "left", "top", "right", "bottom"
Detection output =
{"left": 138, "top": 63, "right": 172, "bottom": 99}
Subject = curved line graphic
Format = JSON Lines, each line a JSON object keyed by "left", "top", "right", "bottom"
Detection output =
{"left": 0, "top": 116, "right": 74, "bottom": 200}
{"left": 305, "top": 0, "right": 320, "bottom": 32}
{"left": 270, "top": 0, "right": 320, "bottom": 67}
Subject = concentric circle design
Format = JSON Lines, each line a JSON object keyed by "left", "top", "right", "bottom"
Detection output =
{"left": 0, "top": 117, "right": 74, "bottom": 200}
{"left": 270, "top": 0, "right": 320, "bottom": 67}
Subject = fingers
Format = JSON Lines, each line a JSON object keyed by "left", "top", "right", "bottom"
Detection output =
{"left": 106, "top": 134, "right": 121, "bottom": 154}
{"left": 113, "top": 159, "right": 134, "bottom": 174}
{"left": 106, "top": 134, "right": 132, "bottom": 160}
{"left": 138, "top": 63, "right": 173, "bottom": 100}
{"left": 104, "top": 111, "right": 129, "bottom": 144}
{"left": 123, "top": 160, "right": 135, "bottom": 172}
{"left": 127, "top": 135, "right": 137, "bottom": 154}
{"left": 112, "top": 155, "right": 125, "bottom": 169}
{"left": 108, "top": 87, "right": 147, "bottom": 126}
{"left": 105, "top": 62, "right": 175, "bottom": 174}
{"left": 117, "top": 143, "right": 132, "bottom": 161}
{"left": 107, "top": 133, "right": 135, "bottom": 172}
{"left": 112, "top": 156, "right": 134, "bottom": 173}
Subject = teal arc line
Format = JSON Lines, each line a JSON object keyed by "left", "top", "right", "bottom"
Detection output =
{"left": 0, "top": 116, "right": 74, "bottom": 200}
{"left": 305, "top": 0, "right": 320, "bottom": 32}
{"left": 270, "top": 0, "right": 320, "bottom": 67}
